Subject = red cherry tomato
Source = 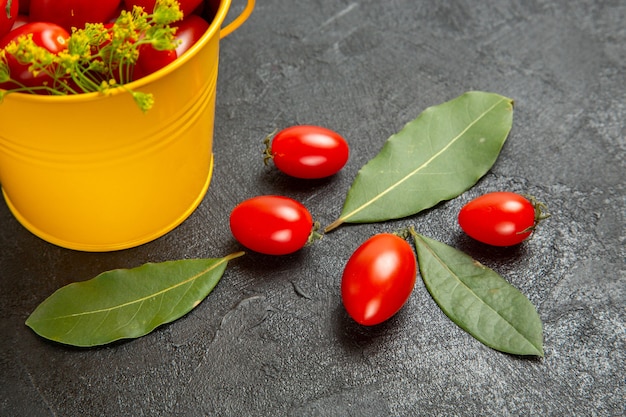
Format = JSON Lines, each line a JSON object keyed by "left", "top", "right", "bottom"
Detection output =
{"left": 174, "top": 15, "right": 210, "bottom": 57}
{"left": 29, "top": 0, "right": 122, "bottom": 32}
{"left": 0, "top": 0, "right": 19, "bottom": 39}
{"left": 0, "top": 22, "right": 70, "bottom": 89}
{"left": 229, "top": 195, "right": 314, "bottom": 255}
{"left": 124, "top": 0, "right": 201, "bottom": 16}
{"left": 341, "top": 233, "right": 417, "bottom": 326}
{"left": 267, "top": 125, "right": 350, "bottom": 179}
{"left": 133, "top": 43, "right": 177, "bottom": 80}
{"left": 458, "top": 192, "right": 544, "bottom": 246}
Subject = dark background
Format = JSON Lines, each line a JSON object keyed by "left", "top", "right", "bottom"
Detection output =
{"left": 1, "top": 0, "right": 624, "bottom": 416}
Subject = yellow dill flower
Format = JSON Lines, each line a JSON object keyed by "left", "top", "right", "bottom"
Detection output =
{"left": 0, "top": 50, "right": 9, "bottom": 84}
{"left": 132, "top": 91, "right": 155, "bottom": 113}
{"left": 152, "top": 0, "right": 185, "bottom": 25}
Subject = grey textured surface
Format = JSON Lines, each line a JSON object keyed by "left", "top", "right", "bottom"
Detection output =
{"left": 1, "top": 0, "right": 625, "bottom": 416}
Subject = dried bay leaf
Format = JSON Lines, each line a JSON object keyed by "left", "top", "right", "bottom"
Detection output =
{"left": 25, "top": 252, "right": 244, "bottom": 347}
{"left": 412, "top": 232, "right": 543, "bottom": 356}
{"left": 325, "top": 91, "right": 514, "bottom": 232}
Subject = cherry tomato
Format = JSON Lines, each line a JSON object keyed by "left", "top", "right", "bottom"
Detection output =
{"left": 0, "top": 22, "right": 70, "bottom": 89}
{"left": 341, "top": 233, "right": 417, "bottom": 326}
{"left": 133, "top": 43, "right": 177, "bottom": 80}
{"left": 266, "top": 125, "right": 350, "bottom": 179}
{"left": 29, "top": 0, "right": 122, "bottom": 32}
{"left": 0, "top": 0, "right": 19, "bottom": 39}
{"left": 174, "top": 15, "right": 210, "bottom": 57}
{"left": 124, "top": 0, "right": 202, "bottom": 17}
{"left": 458, "top": 192, "right": 544, "bottom": 246}
{"left": 229, "top": 195, "right": 314, "bottom": 255}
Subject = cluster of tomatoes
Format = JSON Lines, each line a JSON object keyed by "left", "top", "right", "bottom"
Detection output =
{"left": 229, "top": 126, "right": 546, "bottom": 326}
{"left": 0, "top": 0, "right": 211, "bottom": 90}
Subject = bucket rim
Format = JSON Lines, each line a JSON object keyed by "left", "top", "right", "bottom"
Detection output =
{"left": 0, "top": 0, "right": 233, "bottom": 104}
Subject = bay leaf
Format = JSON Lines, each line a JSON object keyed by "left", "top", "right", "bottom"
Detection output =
{"left": 325, "top": 91, "right": 513, "bottom": 232}
{"left": 25, "top": 252, "right": 244, "bottom": 347}
{"left": 412, "top": 232, "right": 543, "bottom": 356}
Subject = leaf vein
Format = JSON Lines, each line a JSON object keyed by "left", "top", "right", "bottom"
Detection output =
{"left": 88, "top": 309, "right": 112, "bottom": 337}
{"left": 114, "top": 299, "right": 146, "bottom": 333}
{"left": 340, "top": 98, "right": 507, "bottom": 223}
{"left": 417, "top": 234, "right": 537, "bottom": 348}
{"left": 47, "top": 259, "right": 227, "bottom": 321}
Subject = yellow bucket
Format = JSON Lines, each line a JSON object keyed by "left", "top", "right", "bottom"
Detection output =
{"left": 0, "top": 0, "right": 254, "bottom": 251}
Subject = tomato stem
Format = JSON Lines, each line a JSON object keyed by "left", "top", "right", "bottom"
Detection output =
{"left": 392, "top": 226, "right": 414, "bottom": 240}
{"left": 5, "top": 0, "right": 12, "bottom": 19}
{"left": 306, "top": 222, "right": 324, "bottom": 246}
{"left": 262, "top": 128, "right": 278, "bottom": 166}
{"left": 520, "top": 194, "right": 551, "bottom": 234}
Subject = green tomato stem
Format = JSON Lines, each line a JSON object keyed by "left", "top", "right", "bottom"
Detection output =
{"left": 5, "top": 0, "right": 12, "bottom": 19}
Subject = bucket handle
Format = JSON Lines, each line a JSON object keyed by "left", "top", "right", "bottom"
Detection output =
{"left": 220, "top": 0, "right": 255, "bottom": 39}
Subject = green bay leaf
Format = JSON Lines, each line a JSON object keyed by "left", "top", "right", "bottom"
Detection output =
{"left": 325, "top": 91, "right": 513, "bottom": 232}
{"left": 412, "top": 233, "right": 543, "bottom": 356}
{"left": 25, "top": 252, "right": 244, "bottom": 347}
